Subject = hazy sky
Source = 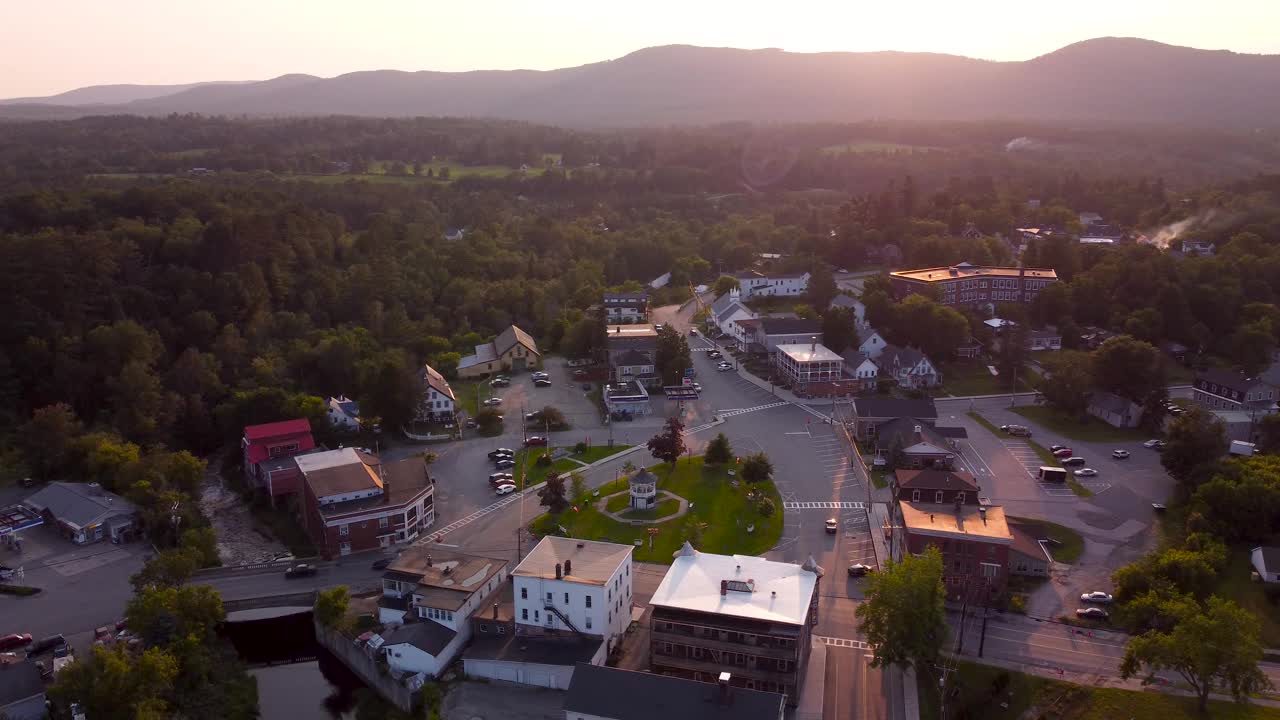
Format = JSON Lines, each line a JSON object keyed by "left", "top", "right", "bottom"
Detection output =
{"left": 4, "top": 0, "right": 1279, "bottom": 97}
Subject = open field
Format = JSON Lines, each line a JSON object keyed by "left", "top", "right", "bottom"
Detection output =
{"left": 1012, "top": 405, "right": 1149, "bottom": 443}
{"left": 1008, "top": 516, "right": 1085, "bottom": 564}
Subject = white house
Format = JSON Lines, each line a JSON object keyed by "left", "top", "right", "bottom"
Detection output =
{"left": 326, "top": 395, "right": 361, "bottom": 430}
{"left": 877, "top": 345, "right": 941, "bottom": 389}
{"left": 710, "top": 290, "right": 758, "bottom": 340}
{"left": 1252, "top": 547, "right": 1280, "bottom": 584}
{"left": 417, "top": 364, "right": 457, "bottom": 422}
{"left": 733, "top": 271, "right": 810, "bottom": 299}
{"left": 376, "top": 547, "right": 509, "bottom": 677}
{"left": 857, "top": 330, "right": 888, "bottom": 358}
{"left": 602, "top": 293, "right": 649, "bottom": 323}
{"left": 841, "top": 350, "right": 880, "bottom": 390}
{"left": 612, "top": 350, "right": 655, "bottom": 382}
{"left": 512, "top": 537, "right": 634, "bottom": 652}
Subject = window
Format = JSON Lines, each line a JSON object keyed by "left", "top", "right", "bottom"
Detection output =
{"left": 339, "top": 524, "right": 349, "bottom": 536}
{"left": 935, "top": 490, "right": 944, "bottom": 504}
{"left": 956, "top": 492, "right": 965, "bottom": 504}
{"left": 497, "top": 625, "right": 505, "bottom": 634}
{"left": 911, "top": 489, "right": 920, "bottom": 502}
{"left": 546, "top": 591, "right": 553, "bottom": 602}
{"left": 663, "top": 642, "right": 672, "bottom": 654}
{"left": 521, "top": 588, "right": 527, "bottom": 600}
{"left": 585, "top": 596, "right": 592, "bottom": 608}
{"left": 379, "top": 516, "right": 389, "bottom": 529}
{"left": 534, "top": 611, "right": 539, "bottom": 622}
{"left": 564, "top": 592, "right": 569, "bottom": 604}
{"left": 585, "top": 617, "right": 593, "bottom": 630}
{"left": 522, "top": 609, "right": 528, "bottom": 620}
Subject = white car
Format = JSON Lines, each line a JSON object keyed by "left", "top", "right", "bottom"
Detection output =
{"left": 1112, "top": 449, "right": 1130, "bottom": 459}
{"left": 716, "top": 362, "right": 734, "bottom": 372}
{"left": 1074, "top": 468, "right": 1098, "bottom": 477}
{"left": 531, "top": 371, "right": 549, "bottom": 380}
{"left": 483, "top": 397, "right": 502, "bottom": 406}
{"left": 494, "top": 484, "right": 518, "bottom": 495}
{"left": 1143, "top": 439, "right": 1161, "bottom": 448}
{"left": 1080, "top": 591, "right": 1113, "bottom": 604}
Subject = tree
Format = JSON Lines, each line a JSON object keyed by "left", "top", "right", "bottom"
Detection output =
{"left": 49, "top": 645, "right": 179, "bottom": 720}
{"left": 131, "top": 548, "right": 201, "bottom": 592}
{"left": 18, "top": 403, "right": 82, "bottom": 480}
{"left": 713, "top": 275, "right": 740, "bottom": 297}
{"left": 647, "top": 417, "right": 686, "bottom": 470}
{"left": 740, "top": 452, "right": 773, "bottom": 483}
{"left": 705, "top": 432, "right": 733, "bottom": 465}
{"left": 1227, "top": 320, "right": 1275, "bottom": 375}
{"left": 1092, "top": 335, "right": 1163, "bottom": 403}
{"left": 1258, "top": 414, "right": 1280, "bottom": 454}
{"left": 1161, "top": 406, "right": 1228, "bottom": 485}
{"left": 807, "top": 265, "right": 838, "bottom": 311}
{"left": 475, "top": 407, "right": 503, "bottom": 433}
{"left": 856, "top": 547, "right": 947, "bottom": 669}
{"left": 537, "top": 405, "right": 568, "bottom": 430}
{"left": 1121, "top": 597, "right": 1273, "bottom": 711}
{"left": 654, "top": 325, "right": 692, "bottom": 385}
{"left": 570, "top": 473, "right": 586, "bottom": 502}
{"left": 314, "top": 586, "right": 351, "bottom": 629}
{"left": 538, "top": 472, "right": 569, "bottom": 514}
{"left": 1038, "top": 350, "right": 1093, "bottom": 416}
{"left": 821, "top": 306, "right": 859, "bottom": 354}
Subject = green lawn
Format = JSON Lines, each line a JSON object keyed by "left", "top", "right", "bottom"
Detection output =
{"left": 1008, "top": 516, "right": 1085, "bottom": 564}
{"left": 869, "top": 469, "right": 889, "bottom": 489}
{"left": 967, "top": 411, "right": 1001, "bottom": 435}
{"left": 531, "top": 457, "right": 783, "bottom": 564}
{"left": 1216, "top": 550, "right": 1280, "bottom": 647}
{"left": 619, "top": 498, "right": 681, "bottom": 521}
{"left": 605, "top": 492, "right": 631, "bottom": 513}
{"left": 516, "top": 445, "right": 632, "bottom": 488}
{"left": 938, "top": 361, "right": 1030, "bottom": 397}
{"left": 450, "top": 379, "right": 488, "bottom": 417}
{"left": 918, "top": 660, "right": 1280, "bottom": 720}
{"left": 1011, "top": 405, "right": 1149, "bottom": 443}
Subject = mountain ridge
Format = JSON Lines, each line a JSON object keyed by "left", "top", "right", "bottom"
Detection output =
{"left": 4, "top": 38, "right": 1279, "bottom": 127}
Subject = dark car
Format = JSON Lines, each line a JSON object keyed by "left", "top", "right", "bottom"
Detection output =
{"left": 1061, "top": 456, "right": 1087, "bottom": 467}
{"left": 284, "top": 564, "right": 317, "bottom": 579}
{"left": 525, "top": 436, "right": 548, "bottom": 447}
{"left": 371, "top": 558, "right": 392, "bottom": 570}
{"left": 487, "top": 448, "right": 515, "bottom": 460}
{"left": 847, "top": 564, "right": 873, "bottom": 577}
{"left": 534, "top": 378, "right": 552, "bottom": 387}
{"left": 581, "top": 382, "right": 592, "bottom": 391}
{"left": 26, "top": 634, "right": 66, "bottom": 657}
{"left": 494, "top": 458, "right": 515, "bottom": 469}
{"left": 0, "top": 633, "right": 32, "bottom": 652}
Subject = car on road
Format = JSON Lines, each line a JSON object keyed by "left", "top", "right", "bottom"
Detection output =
{"left": 1074, "top": 468, "right": 1098, "bottom": 477}
{"left": 494, "top": 458, "right": 515, "bottom": 469}
{"left": 489, "top": 472, "right": 514, "bottom": 484}
{"left": 689, "top": 328, "right": 698, "bottom": 335}
{"left": 825, "top": 518, "right": 838, "bottom": 534}
{"left": 1143, "top": 439, "right": 1163, "bottom": 449}
{"left": 1052, "top": 447, "right": 1074, "bottom": 458}
{"left": 691, "top": 382, "right": 702, "bottom": 392}
{"left": 566, "top": 358, "right": 590, "bottom": 368}
{"left": 488, "top": 448, "right": 515, "bottom": 459}
{"left": 26, "top": 635, "right": 66, "bottom": 658}
{"left": 1112, "top": 449, "right": 1130, "bottom": 459}
{"left": 717, "top": 362, "right": 734, "bottom": 372}
{"left": 1080, "top": 591, "right": 1113, "bottom": 604}
{"left": 999, "top": 424, "right": 1032, "bottom": 437}
{"left": 483, "top": 397, "right": 502, "bottom": 406}
{"left": 525, "top": 436, "right": 548, "bottom": 447}
{"left": 371, "top": 558, "right": 393, "bottom": 570}
{"left": 707, "top": 350, "right": 722, "bottom": 359}
{"left": 0, "top": 634, "right": 32, "bottom": 652}
{"left": 1075, "top": 607, "right": 1110, "bottom": 620}
{"left": 495, "top": 483, "right": 517, "bottom": 495}
{"left": 284, "top": 564, "right": 317, "bottom": 579}
{"left": 531, "top": 371, "right": 549, "bottom": 380}
{"left": 572, "top": 369, "right": 589, "bottom": 379}
{"left": 1061, "top": 456, "right": 1087, "bottom": 467}
{"left": 847, "top": 564, "right": 873, "bottom": 577}
{"left": 0, "top": 566, "right": 15, "bottom": 581}
{"left": 534, "top": 378, "right": 552, "bottom": 387}
{"left": 1049, "top": 444, "right": 1067, "bottom": 452}
{"left": 489, "top": 377, "right": 510, "bottom": 388}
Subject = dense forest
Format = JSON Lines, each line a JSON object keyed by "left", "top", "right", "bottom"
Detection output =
{"left": 3, "top": 115, "right": 1280, "bottom": 548}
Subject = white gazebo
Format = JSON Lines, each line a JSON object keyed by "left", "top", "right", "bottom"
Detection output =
{"left": 628, "top": 469, "right": 657, "bottom": 510}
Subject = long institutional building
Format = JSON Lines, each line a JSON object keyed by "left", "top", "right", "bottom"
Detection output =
{"left": 889, "top": 263, "right": 1059, "bottom": 307}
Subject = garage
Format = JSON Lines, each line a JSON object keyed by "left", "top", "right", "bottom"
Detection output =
{"left": 462, "top": 634, "right": 603, "bottom": 689}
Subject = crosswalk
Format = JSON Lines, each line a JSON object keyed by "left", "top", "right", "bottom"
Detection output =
{"left": 425, "top": 484, "right": 542, "bottom": 540}
{"left": 816, "top": 636, "right": 869, "bottom": 650}
{"left": 783, "top": 501, "right": 867, "bottom": 509}
{"left": 716, "top": 401, "right": 789, "bottom": 418}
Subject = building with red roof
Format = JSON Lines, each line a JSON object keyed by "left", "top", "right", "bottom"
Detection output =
{"left": 241, "top": 419, "right": 317, "bottom": 500}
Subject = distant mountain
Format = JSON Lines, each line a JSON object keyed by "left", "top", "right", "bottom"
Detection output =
{"left": 4, "top": 38, "right": 1279, "bottom": 127}
{"left": 0, "top": 80, "right": 254, "bottom": 106}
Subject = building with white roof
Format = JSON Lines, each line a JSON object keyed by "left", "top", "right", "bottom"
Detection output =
{"left": 774, "top": 342, "right": 843, "bottom": 387}
{"left": 648, "top": 543, "right": 822, "bottom": 705}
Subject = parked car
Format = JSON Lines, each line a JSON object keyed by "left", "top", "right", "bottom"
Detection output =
{"left": 371, "top": 558, "right": 393, "bottom": 570}
{"left": 1000, "top": 424, "right": 1032, "bottom": 437}
{"left": 531, "top": 371, "right": 550, "bottom": 380}
{"left": 689, "top": 328, "right": 698, "bottom": 335}
{"left": 1143, "top": 439, "right": 1163, "bottom": 449}
{"left": 534, "top": 378, "right": 552, "bottom": 387}
{"left": 0, "top": 634, "right": 32, "bottom": 652}
{"left": 284, "top": 564, "right": 317, "bottom": 579}
{"left": 0, "top": 566, "right": 15, "bottom": 581}
{"left": 494, "top": 458, "right": 515, "bottom": 469}
{"left": 654, "top": 323, "right": 664, "bottom": 331}
{"left": 847, "top": 564, "right": 873, "bottom": 577}
{"left": 489, "top": 378, "right": 510, "bottom": 388}
{"left": 825, "top": 518, "right": 838, "bottom": 534}
{"left": 488, "top": 448, "right": 515, "bottom": 459}
{"left": 464, "top": 418, "right": 478, "bottom": 429}
{"left": 1061, "top": 456, "right": 1087, "bottom": 467}
{"left": 26, "top": 635, "right": 66, "bottom": 657}
{"left": 1049, "top": 444, "right": 1067, "bottom": 452}
{"left": 1080, "top": 591, "right": 1113, "bottom": 604}
{"left": 525, "top": 436, "right": 548, "bottom": 447}
{"left": 1151, "top": 503, "right": 1167, "bottom": 512}
{"left": 717, "top": 362, "right": 734, "bottom": 372}
{"left": 483, "top": 397, "right": 503, "bottom": 407}
{"left": 1111, "top": 449, "right": 1130, "bottom": 459}
{"left": 566, "top": 358, "right": 590, "bottom": 368}
{"left": 1074, "top": 468, "right": 1098, "bottom": 477}
{"left": 1075, "top": 607, "right": 1110, "bottom": 620}
{"left": 691, "top": 382, "right": 702, "bottom": 392}
{"left": 489, "top": 472, "right": 514, "bottom": 483}
{"left": 572, "top": 369, "right": 588, "bottom": 379}
{"left": 495, "top": 484, "right": 518, "bottom": 495}
{"left": 1052, "top": 447, "right": 1074, "bottom": 458}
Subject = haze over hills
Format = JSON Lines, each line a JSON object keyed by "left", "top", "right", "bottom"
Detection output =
{"left": 4, "top": 38, "right": 1279, "bottom": 128}
{"left": 0, "top": 80, "right": 254, "bottom": 106}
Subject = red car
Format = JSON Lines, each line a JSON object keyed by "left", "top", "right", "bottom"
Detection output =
{"left": 0, "top": 634, "right": 32, "bottom": 652}
{"left": 1052, "top": 447, "right": 1074, "bottom": 458}
{"left": 525, "top": 436, "right": 548, "bottom": 447}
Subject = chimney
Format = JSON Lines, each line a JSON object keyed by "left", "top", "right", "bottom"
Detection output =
{"left": 930, "top": 513, "right": 934, "bottom": 522}
{"left": 979, "top": 507, "right": 987, "bottom": 525}
{"left": 427, "top": 554, "right": 433, "bottom": 567}
{"left": 771, "top": 591, "right": 777, "bottom": 599}
{"left": 720, "top": 580, "right": 728, "bottom": 596}
{"left": 563, "top": 559, "right": 572, "bottom": 576}
{"left": 555, "top": 563, "right": 562, "bottom": 580}
{"left": 718, "top": 672, "right": 732, "bottom": 706}
{"left": 492, "top": 603, "right": 499, "bottom": 620}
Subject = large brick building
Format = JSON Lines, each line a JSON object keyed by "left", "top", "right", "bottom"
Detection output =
{"left": 889, "top": 263, "right": 1058, "bottom": 308}
{"left": 897, "top": 502, "right": 1013, "bottom": 601}
{"left": 299, "top": 448, "right": 435, "bottom": 557}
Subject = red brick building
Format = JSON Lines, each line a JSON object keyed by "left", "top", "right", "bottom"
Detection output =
{"left": 889, "top": 263, "right": 1058, "bottom": 308}
{"left": 897, "top": 502, "right": 1012, "bottom": 601}
{"left": 299, "top": 448, "right": 435, "bottom": 558}
{"left": 241, "top": 419, "right": 316, "bottom": 499}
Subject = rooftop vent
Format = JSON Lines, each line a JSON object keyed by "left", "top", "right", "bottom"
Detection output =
{"left": 725, "top": 579, "right": 755, "bottom": 593}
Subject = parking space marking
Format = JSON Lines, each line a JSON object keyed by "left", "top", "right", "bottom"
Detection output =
{"left": 783, "top": 501, "right": 867, "bottom": 509}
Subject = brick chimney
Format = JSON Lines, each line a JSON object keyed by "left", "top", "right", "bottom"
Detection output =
{"left": 563, "top": 559, "right": 571, "bottom": 576}
{"left": 720, "top": 579, "right": 728, "bottom": 596}
{"left": 555, "top": 563, "right": 562, "bottom": 580}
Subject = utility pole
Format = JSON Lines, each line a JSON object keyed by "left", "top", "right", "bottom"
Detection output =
{"left": 978, "top": 581, "right": 991, "bottom": 658}
{"left": 955, "top": 578, "right": 970, "bottom": 655}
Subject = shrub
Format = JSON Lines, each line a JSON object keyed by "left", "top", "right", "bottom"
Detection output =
{"left": 756, "top": 497, "right": 776, "bottom": 517}
{"left": 1008, "top": 594, "right": 1027, "bottom": 614}
{"left": 574, "top": 441, "right": 588, "bottom": 454}
{"left": 535, "top": 454, "right": 552, "bottom": 467}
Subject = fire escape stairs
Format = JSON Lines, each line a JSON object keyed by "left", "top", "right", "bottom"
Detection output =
{"left": 543, "top": 603, "right": 587, "bottom": 639}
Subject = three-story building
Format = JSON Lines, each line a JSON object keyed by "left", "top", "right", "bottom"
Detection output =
{"left": 889, "top": 263, "right": 1058, "bottom": 308}
{"left": 512, "top": 537, "right": 635, "bottom": 654}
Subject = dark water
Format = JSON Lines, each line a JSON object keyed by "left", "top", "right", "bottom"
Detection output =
{"left": 222, "top": 607, "right": 367, "bottom": 720}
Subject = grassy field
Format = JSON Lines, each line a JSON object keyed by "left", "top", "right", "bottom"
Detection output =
{"left": 1008, "top": 516, "right": 1085, "bottom": 564}
{"left": 530, "top": 457, "right": 783, "bottom": 564}
{"left": 821, "top": 141, "right": 940, "bottom": 155}
{"left": 1216, "top": 550, "right": 1280, "bottom": 647}
{"left": 938, "top": 361, "right": 1031, "bottom": 397}
{"left": 1011, "top": 405, "right": 1149, "bottom": 443}
{"left": 619, "top": 498, "right": 681, "bottom": 521}
{"left": 918, "top": 660, "right": 1280, "bottom": 720}
{"left": 515, "top": 445, "right": 632, "bottom": 488}
{"left": 450, "top": 379, "right": 487, "bottom": 417}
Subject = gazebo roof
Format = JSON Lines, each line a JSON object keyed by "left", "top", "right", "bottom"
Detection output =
{"left": 628, "top": 469, "right": 657, "bottom": 486}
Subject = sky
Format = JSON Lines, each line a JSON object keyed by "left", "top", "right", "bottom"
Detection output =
{"left": 3, "top": 0, "right": 1280, "bottom": 98}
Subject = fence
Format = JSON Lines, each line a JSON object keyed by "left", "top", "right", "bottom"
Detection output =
{"left": 313, "top": 618, "right": 415, "bottom": 713}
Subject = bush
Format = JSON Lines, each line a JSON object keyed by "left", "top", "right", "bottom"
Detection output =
{"left": 1008, "top": 594, "right": 1027, "bottom": 614}
{"left": 535, "top": 454, "right": 552, "bottom": 467}
{"left": 574, "top": 441, "right": 588, "bottom": 454}
{"left": 757, "top": 497, "right": 776, "bottom": 517}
